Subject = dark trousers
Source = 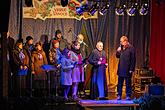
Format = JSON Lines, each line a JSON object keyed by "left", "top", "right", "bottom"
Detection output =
{"left": 117, "top": 76, "right": 132, "bottom": 97}
{"left": 33, "top": 80, "right": 47, "bottom": 97}
{"left": 90, "top": 66, "right": 106, "bottom": 99}
{"left": 78, "top": 82, "right": 84, "bottom": 92}
{"left": 12, "top": 75, "right": 27, "bottom": 97}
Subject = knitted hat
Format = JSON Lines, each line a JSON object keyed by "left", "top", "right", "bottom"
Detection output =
{"left": 52, "top": 40, "right": 59, "bottom": 45}
{"left": 15, "top": 39, "right": 23, "bottom": 47}
{"left": 26, "top": 36, "right": 33, "bottom": 41}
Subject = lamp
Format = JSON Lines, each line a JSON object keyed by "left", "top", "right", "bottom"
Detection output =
{"left": 115, "top": 4, "right": 126, "bottom": 16}
{"left": 76, "top": 7, "right": 85, "bottom": 15}
{"left": 99, "top": 4, "right": 110, "bottom": 15}
{"left": 76, "top": 1, "right": 89, "bottom": 15}
{"left": 88, "top": 3, "right": 99, "bottom": 15}
{"left": 127, "top": 3, "right": 138, "bottom": 16}
{"left": 139, "top": 3, "right": 149, "bottom": 15}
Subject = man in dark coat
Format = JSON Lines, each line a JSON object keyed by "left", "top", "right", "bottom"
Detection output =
{"left": 23, "top": 36, "right": 35, "bottom": 97}
{"left": 53, "top": 29, "right": 70, "bottom": 52}
{"left": 116, "top": 36, "right": 136, "bottom": 100}
{"left": 88, "top": 41, "right": 108, "bottom": 100}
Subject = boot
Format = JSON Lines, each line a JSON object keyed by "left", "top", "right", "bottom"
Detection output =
{"left": 72, "top": 83, "right": 79, "bottom": 101}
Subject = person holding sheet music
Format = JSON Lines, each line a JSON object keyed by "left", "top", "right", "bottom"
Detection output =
{"left": 49, "top": 40, "right": 63, "bottom": 96}
{"left": 23, "top": 36, "right": 35, "bottom": 97}
{"left": 31, "top": 42, "right": 48, "bottom": 97}
{"left": 70, "top": 40, "right": 85, "bottom": 100}
{"left": 60, "top": 48, "right": 75, "bottom": 101}
{"left": 49, "top": 40, "right": 62, "bottom": 67}
{"left": 12, "top": 40, "right": 28, "bottom": 97}
{"left": 75, "top": 34, "right": 89, "bottom": 97}
{"left": 88, "top": 41, "right": 108, "bottom": 100}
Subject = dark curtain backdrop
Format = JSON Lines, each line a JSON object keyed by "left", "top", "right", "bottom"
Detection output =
{"left": 150, "top": 0, "right": 165, "bottom": 84}
{"left": 8, "top": 0, "right": 150, "bottom": 92}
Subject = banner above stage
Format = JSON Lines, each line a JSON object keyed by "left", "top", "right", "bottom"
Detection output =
{"left": 23, "top": 0, "right": 98, "bottom": 20}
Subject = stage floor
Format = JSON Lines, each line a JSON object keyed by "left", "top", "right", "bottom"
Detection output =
{"left": 0, "top": 97, "right": 140, "bottom": 110}
{"left": 77, "top": 99, "right": 139, "bottom": 110}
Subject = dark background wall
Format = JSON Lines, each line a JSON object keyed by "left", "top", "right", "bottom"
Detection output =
{"left": 0, "top": 0, "right": 11, "bottom": 97}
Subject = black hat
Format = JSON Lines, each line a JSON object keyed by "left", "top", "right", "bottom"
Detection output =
{"left": 26, "top": 36, "right": 33, "bottom": 41}
{"left": 15, "top": 39, "right": 23, "bottom": 47}
{"left": 55, "top": 30, "right": 62, "bottom": 36}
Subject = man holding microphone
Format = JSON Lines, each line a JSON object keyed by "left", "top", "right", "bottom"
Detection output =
{"left": 116, "top": 36, "right": 136, "bottom": 100}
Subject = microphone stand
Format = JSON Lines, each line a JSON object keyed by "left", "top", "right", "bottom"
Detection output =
{"left": 69, "top": 29, "right": 88, "bottom": 47}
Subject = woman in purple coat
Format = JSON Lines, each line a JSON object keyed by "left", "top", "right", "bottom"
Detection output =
{"left": 70, "top": 41, "right": 85, "bottom": 100}
{"left": 61, "top": 48, "right": 74, "bottom": 101}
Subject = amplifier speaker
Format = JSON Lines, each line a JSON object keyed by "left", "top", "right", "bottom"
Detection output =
{"left": 145, "top": 84, "right": 165, "bottom": 96}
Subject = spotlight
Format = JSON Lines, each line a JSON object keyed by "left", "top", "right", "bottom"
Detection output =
{"left": 76, "top": 1, "right": 89, "bottom": 15}
{"left": 61, "top": 0, "right": 68, "bottom": 7}
{"left": 115, "top": 4, "right": 126, "bottom": 16}
{"left": 127, "top": 3, "right": 138, "bottom": 16}
{"left": 139, "top": 3, "right": 149, "bottom": 15}
{"left": 76, "top": 7, "right": 85, "bottom": 15}
{"left": 99, "top": 4, "right": 110, "bottom": 15}
{"left": 88, "top": 3, "right": 99, "bottom": 15}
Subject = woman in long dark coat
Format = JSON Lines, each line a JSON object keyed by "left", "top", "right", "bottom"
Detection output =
{"left": 88, "top": 41, "right": 108, "bottom": 100}
{"left": 31, "top": 42, "right": 48, "bottom": 97}
{"left": 12, "top": 40, "right": 28, "bottom": 97}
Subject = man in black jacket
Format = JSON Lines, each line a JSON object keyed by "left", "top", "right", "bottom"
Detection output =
{"left": 53, "top": 29, "right": 70, "bottom": 52}
{"left": 116, "top": 36, "right": 136, "bottom": 100}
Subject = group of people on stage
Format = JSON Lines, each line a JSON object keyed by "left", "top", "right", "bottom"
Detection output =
{"left": 7, "top": 29, "right": 136, "bottom": 101}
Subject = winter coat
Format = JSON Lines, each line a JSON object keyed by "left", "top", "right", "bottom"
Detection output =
{"left": 70, "top": 51, "right": 85, "bottom": 82}
{"left": 60, "top": 57, "right": 74, "bottom": 85}
{"left": 116, "top": 44, "right": 136, "bottom": 77}
{"left": 12, "top": 47, "right": 29, "bottom": 75}
{"left": 31, "top": 50, "right": 48, "bottom": 80}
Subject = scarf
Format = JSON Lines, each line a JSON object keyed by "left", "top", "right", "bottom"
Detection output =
{"left": 71, "top": 46, "right": 81, "bottom": 54}
{"left": 19, "top": 49, "right": 25, "bottom": 63}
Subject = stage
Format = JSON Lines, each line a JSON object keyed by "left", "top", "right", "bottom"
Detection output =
{"left": 0, "top": 96, "right": 139, "bottom": 110}
{"left": 77, "top": 99, "right": 139, "bottom": 110}
{"left": 2, "top": 96, "right": 165, "bottom": 110}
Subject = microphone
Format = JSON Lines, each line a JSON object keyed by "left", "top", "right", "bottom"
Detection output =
{"left": 68, "top": 28, "right": 72, "bottom": 33}
{"left": 120, "top": 44, "right": 123, "bottom": 50}
{"left": 82, "top": 41, "right": 88, "bottom": 47}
